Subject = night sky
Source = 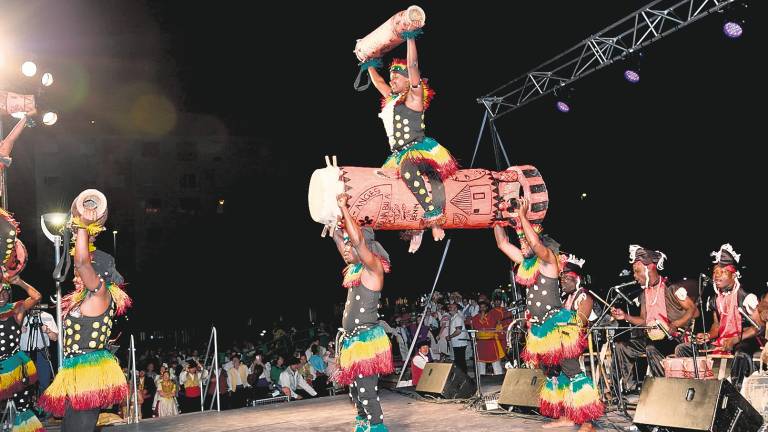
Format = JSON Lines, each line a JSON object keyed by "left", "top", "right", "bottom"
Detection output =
{"left": 3, "top": 1, "right": 764, "bottom": 338}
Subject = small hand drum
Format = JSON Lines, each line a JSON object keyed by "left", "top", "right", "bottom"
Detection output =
{"left": 71, "top": 189, "right": 109, "bottom": 227}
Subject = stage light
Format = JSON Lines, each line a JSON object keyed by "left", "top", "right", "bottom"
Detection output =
{"left": 623, "top": 69, "right": 640, "bottom": 83}
{"left": 723, "top": 21, "right": 743, "bottom": 38}
{"left": 51, "top": 214, "right": 66, "bottom": 227}
{"left": 21, "top": 61, "right": 37, "bottom": 77}
{"left": 553, "top": 85, "right": 574, "bottom": 113}
{"left": 43, "top": 112, "right": 58, "bottom": 126}
{"left": 42, "top": 72, "right": 54, "bottom": 86}
{"left": 621, "top": 51, "right": 643, "bottom": 84}
{"left": 720, "top": 2, "right": 747, "bottom": 39}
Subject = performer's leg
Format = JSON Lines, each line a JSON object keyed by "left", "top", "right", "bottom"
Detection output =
{"left": 62, "top": 404, "right": 100, "bottom": 432}
{"left": 557, "top": 358, "right": 602, "bottom": 431}
{"left": 424, "top": 169, "right": 446, "bottom": 241}
{"left": 400, "top": 159, "right": 432, "bottom": 214}
{"left": 453, "top": 346, "right": 467, "bottom": 373}
{"left": 674, "top": 342, "right": 694, "bottom": 357}
{"left": 541, "top": 365, "right": 570, "bottom": 426}
{"left": 613, "top": 338, "right": 645, "bottom": 392}
{"left": 731, "top": 338, "right": 759, "bottom": 387}
{"left": 543, "top": 359, "right": 580, "bottom": 428}
{"left": 350, "top": 379, "right": 370, "bottom": 432}
{"left": 645, "top": 339, "right": 676, "bottom": 378}
{"left": 560, "top": 358, "right": 583, "bottom": 378}
{"left": 34, "top": 351, "right": 54, "bottom": 394}
{"left": 491, "top": 360, "right": 503, "bottom": 375}
{"left": 354, "top": 375, "right": 385, "bottom": 427}
{"left": 11, "top": 386, "right": 46, "bottom": 431}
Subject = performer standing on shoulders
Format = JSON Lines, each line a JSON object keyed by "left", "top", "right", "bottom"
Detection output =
{"left": 364, "top": 24, "right": 459, "bottom": 253}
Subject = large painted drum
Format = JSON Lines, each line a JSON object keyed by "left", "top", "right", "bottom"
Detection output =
{"left": 661, "top": 356, "right": 714, "bottom": 379}
{"left": 354, "top": 6, "right": 426, "bottom": 62}
{"left": 308, "top": 156, "right": 548, "bottom": 232}
{"left": 0, "top": 91, "right": 35, "bottom": 116}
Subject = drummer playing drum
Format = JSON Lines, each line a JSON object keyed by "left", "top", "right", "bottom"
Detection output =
{"left": 674, "top": 244, "right": 763, "bottom": 387}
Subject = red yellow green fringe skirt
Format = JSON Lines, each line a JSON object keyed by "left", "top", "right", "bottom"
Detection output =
{"left": 522, "top": 309, "right": 587, "bottom": 367}
{"left": 0, "top": 351, "right": 37, "bottom": 400}
{"left": 39, "top": 350, "right": 129, "bottom": 417}
{"left": 332, "top": 326, "right": 394, "bottom": 386}
{"left": 12, "top": 409, "right": 45, "bottom": 432}
{"left": 539, "top": 372, "right": 604, "bottom": 424}
{"left": 382, "top": 137, "right": 459, "bottom": 181}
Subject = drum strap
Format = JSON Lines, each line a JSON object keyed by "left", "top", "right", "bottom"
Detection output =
{"left": 354, "top": 68, "right": 372, "bottom": 92}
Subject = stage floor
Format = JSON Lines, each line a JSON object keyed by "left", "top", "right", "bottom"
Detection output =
{"left": 95, "top": 377, "right": 632, "bottom": 432}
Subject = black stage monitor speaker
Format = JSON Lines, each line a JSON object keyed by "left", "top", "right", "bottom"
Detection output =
{"left": 498, "top": 368, "right": 546, "bottom": 409}
{"left": 633, "top": 377, "right": 764, "bottom": 432}
{"left": 415, "top": 363, "right": 476, "bottom": 399}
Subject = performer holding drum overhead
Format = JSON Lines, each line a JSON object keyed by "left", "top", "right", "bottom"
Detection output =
{"left": 355, "top": 5, "right": 459, "bottom": 253}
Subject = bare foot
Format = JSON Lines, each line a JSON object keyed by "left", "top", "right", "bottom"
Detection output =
{"left": 408, "top": 230, "right": 424, "bottom": 253}
{"left": 542, "top": 418, "right": 575, "bottom": 429}
{"left": 431, "top": 225, "right": 445, "bottom": 241}
{"left": 577, "top": 423, "right": 595, "bottom": 432}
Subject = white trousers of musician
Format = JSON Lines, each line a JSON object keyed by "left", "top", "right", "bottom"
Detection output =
{"left": 480, "top": 360, "right": 503, "bottom": 375}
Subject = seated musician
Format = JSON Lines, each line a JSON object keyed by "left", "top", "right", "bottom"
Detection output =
{"left": 674, "top": 244, "right": 762, "bottom": 386}
{"left": 610, "top": 245, "right": 697, "bottom": 392}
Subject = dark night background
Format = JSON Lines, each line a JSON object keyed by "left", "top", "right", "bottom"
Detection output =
{"left": 2, "top": 1, "right": 764, "bottom": 343}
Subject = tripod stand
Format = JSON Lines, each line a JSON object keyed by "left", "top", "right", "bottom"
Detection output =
{"left": 587, "top": 285, "right": 654, "bottom": 418}
{"left": 24, "top": 309, "right": 55, "bottom": 384}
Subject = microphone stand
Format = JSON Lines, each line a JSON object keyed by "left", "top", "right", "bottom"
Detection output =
{"left": 688, "top": 325, "right": 699, "bottom": 379}
{"left": 588, "top": 282, "right": 652, "bottom": 418}
{"left": 698, "top": 274, "right": 707, "bottom": 333}
{"left": 588, "top": 289, "right": 630, "bottom": 416}
{"left": 738, "top": 307, "right": 761, "bottom": 330}
{"left": 466, "top": 329, "right": 482, "bottom": 397}
{"left": 657, "top": 320, "right": 699, "bottom": 379}
{"left": 507, "top": 271, "right": 522, "bottom": 367}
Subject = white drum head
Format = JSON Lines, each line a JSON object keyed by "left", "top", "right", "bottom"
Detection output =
{"left": 308, "top": 166, "right": 344, "bottom": 225}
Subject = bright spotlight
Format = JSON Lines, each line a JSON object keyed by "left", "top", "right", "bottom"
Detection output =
{"left": 623, "top": 70, "right": 640, "bottom": 84}
{"left": 43, "top": 112, "right": 58, "bottom": 126}
{"left": 50, "top": 214, "right": 66, "bottom": 227}
{"left": 21, "top": 61, "right": 37, "bottom": 77}
{"left": 723, "top": 21, "right": 743, "bottom": 39}
{"left": 42, "top": 72, "right": 54, "bottom": 86}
